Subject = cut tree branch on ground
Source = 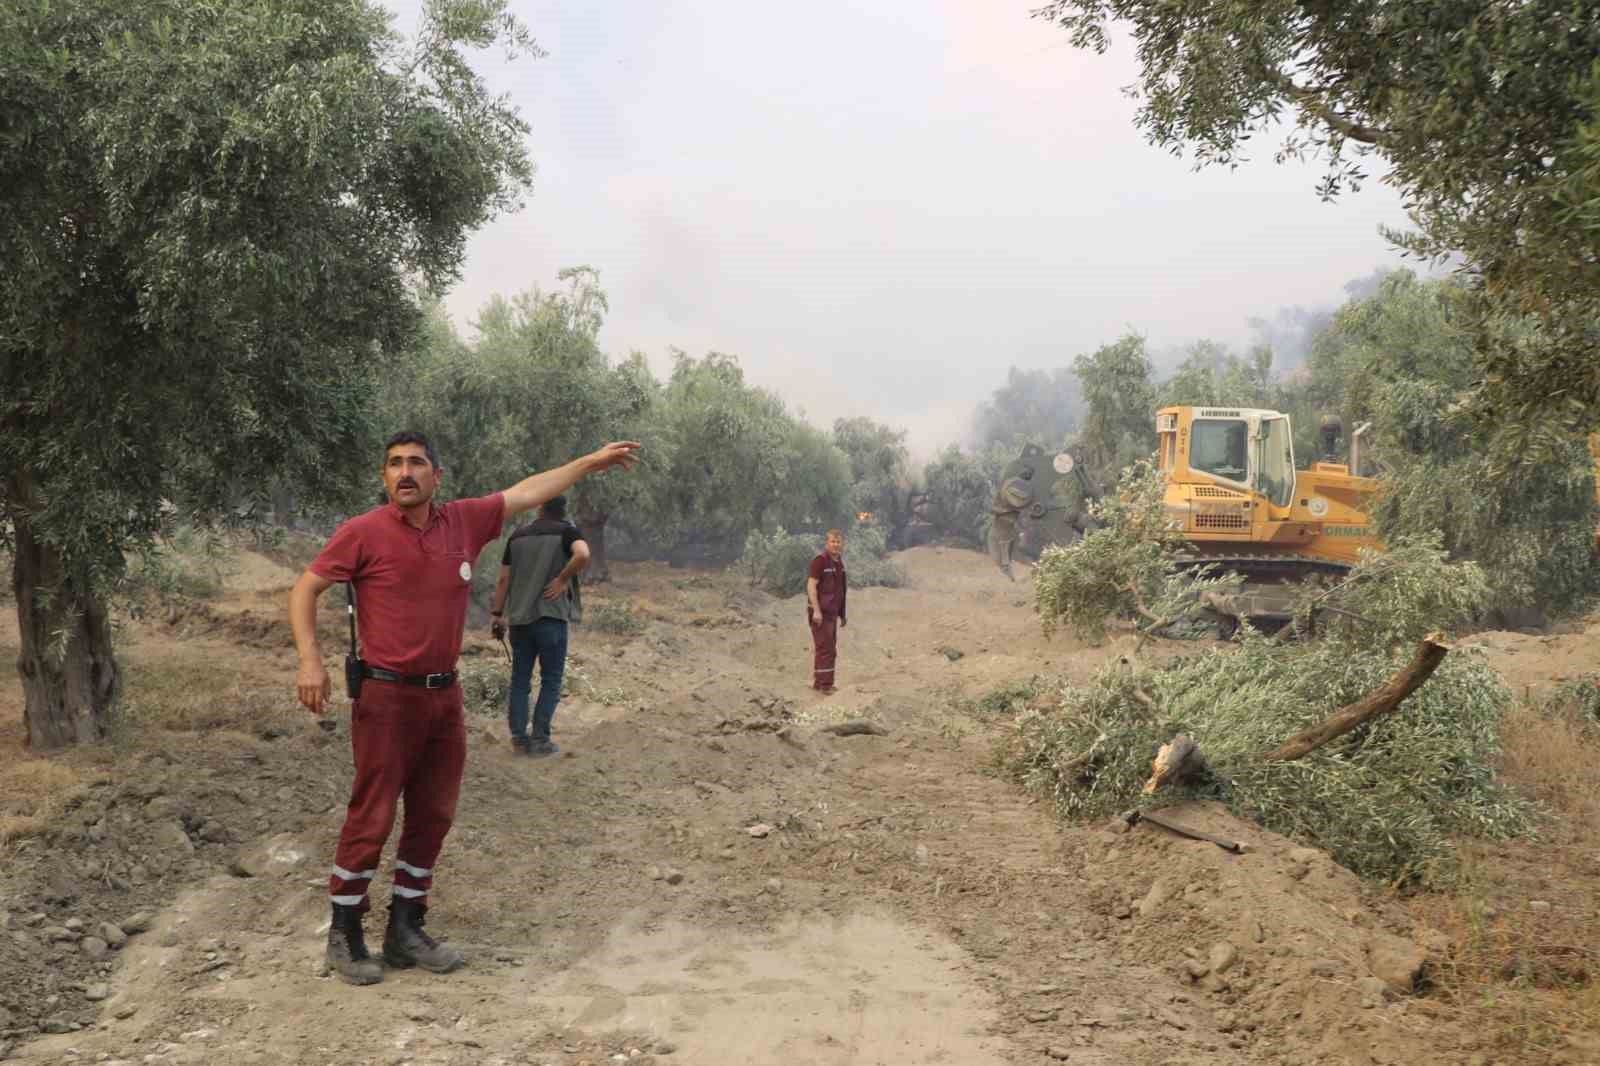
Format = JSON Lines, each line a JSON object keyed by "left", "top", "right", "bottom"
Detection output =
{"left": 1262, "top": 632, "right": 1451, "bottom": 762}
{"left": 1142, "top": 733, "right": 1205, "bottom": 794}
{"left": 1138, "top": 633, "right": 1452, "bottom": 792}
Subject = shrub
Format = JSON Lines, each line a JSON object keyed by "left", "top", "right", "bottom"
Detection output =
{"left": 587, "top": 601, "right": 646, "bottom": 635}
{"left": 961, "top": 678, "right": 1043, "bottom": 716}
{"left": 998, "top": 636, "right": 1531, "bottom": 887}
{"left": 1007, "top": 536, "right": 1521, "bottom": 888}
{"left": 1032, "top": 461, "right": 1240, "bottom": 642}
{"left": 739, "top": 528, "right": 819, "bottom": 597}
{"left": 738, "top": 523, "right": 907, "bottom": 597}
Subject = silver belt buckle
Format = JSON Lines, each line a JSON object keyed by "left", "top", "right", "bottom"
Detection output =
{"left": 424, "top": 672, "right": 450, "bottom": 689}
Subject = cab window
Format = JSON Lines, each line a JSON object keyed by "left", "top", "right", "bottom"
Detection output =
{"left": 1190, "top": 419, "right": 1248, "bottom": 483}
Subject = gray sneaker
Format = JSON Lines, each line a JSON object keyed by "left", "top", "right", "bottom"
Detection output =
{"left": 529, "top": 740, "right": 560, "bottom": 757}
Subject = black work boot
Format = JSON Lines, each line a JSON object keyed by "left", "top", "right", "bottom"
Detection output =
{"left": 383, "top": 897, "right": 464, "bottom": 974}
{"left": 326, "top": 903, "right": 383, "bottom": 985}
{"left": 510, "top": 735, "right": 532, "bottom": 756}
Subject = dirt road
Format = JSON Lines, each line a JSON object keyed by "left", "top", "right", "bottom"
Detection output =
{"left": 1, "top": 547, "right": 1536, "bottom": 1065}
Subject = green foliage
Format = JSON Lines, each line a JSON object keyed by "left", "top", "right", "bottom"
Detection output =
{"left": 1034, "top": 0, "right": 1600, "bottom": 442}
{"left": 586, "top": 601, "right": 646, "bottom": 636}
{"left": 832, "top": 416, "right": 916, "bottom": 544}
{"left": 1310, "top": 272, "right": 1600, "bottom": 615}
{"left": 456, "top": 658, "right": 509, "bottom": 715}
{"left": 380, "top": 271, "right": 661, "bottom": 522}
{"left": 1540, "top": 674, "right": 1600, "bottom": 724}
{"left": 1298, "top": 535, "right": 1491, "bottom": 649}
{"left": 921, "top": 445, "right": 994, "bottom": 546}
{"left": 841, "top": 523, "right": 909, "bottom": 589}
{"left": 382, "top": 276, "right": 861, "bottom": 565}
{"left": 974, "top": 367, "right": 1082, "bottom": 451}
{"left": 650, "top": 352, "right": 851, "bottom": 555}
{"left": 960, "top": 677, "right": 1043, "bottom": 717}
{"left": 740, "top": 529, "right": 825, "bottom": 597}
{"left": 738, "top": 523, "right": 907, "bottom": 597}
{"left": 1000, "top": 637, "right": 1531, "bottom": 887}
{"left": 1073, "top": 333, "right": 1157, "bottom": 474}
{"left": 1157, "top": 341, "right": 1275, "bottom": 410}
{"left": 1032, "top": 462, "right": 1241, "bottom": 642}
{"left": 0, "top": 0, "right": 534, "bottom": 609}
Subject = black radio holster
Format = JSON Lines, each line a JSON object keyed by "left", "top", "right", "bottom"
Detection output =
{"left": 344, "top": 583, "right": 364, "bottom": 699}
{"left": 344, "top": 653, "right": 364, "bottom": 700}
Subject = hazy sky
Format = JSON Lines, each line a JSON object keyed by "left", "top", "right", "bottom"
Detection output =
{"left": 386, "top": 1, "right": 1416, "bottom": 455}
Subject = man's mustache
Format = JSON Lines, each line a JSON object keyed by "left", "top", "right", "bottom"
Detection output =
{"left": 397, "top": 480, "right": 418, "bottom": 490}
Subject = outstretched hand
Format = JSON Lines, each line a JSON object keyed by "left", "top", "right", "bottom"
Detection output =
{"left": 589, "top": 441, "right": 642, "bottom": 474}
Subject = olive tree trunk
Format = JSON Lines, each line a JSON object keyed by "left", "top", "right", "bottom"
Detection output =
{"left": 10, "top": 499, "right": 119, "bottom": 749}
{"left": 577, "top": 505, "right": 611, "bottom": 584}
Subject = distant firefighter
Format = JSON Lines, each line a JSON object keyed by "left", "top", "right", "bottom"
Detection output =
{"left": 807, "top": 529, "right": 848, "bottom": 694}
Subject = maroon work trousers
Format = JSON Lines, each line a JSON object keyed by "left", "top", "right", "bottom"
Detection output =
{"left": 327, "top": 679, "right": 466, "bottom": 913}
{"left": 810, "top": 614, "right": 839, "bottom": 690}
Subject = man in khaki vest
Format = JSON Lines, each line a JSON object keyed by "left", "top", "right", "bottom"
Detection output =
{"left": 491, "top": 495, "right": 589, "bottom": 756}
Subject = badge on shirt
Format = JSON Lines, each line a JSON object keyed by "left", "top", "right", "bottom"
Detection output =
{"left": 459, "top": 561, "right": 472, "bottom": 582}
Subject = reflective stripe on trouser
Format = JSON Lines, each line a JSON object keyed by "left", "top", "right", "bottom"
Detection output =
{"left": 810, "top": 614, "right": 838, "bottom": 689}
{"left": 328, "top": 679, "right": 466, "bottom": 912}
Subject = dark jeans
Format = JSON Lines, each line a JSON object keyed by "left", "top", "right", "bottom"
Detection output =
{"left": 508, "top": 618, "right": 568, "bottom": 743}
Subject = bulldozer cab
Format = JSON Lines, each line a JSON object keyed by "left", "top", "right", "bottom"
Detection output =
{"left": 1157, "top": 406, "right": 1296, "bottom": 510}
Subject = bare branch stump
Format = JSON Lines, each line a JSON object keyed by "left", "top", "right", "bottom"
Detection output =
{"left": 1262, "top": 632, "right": 1451, "bottom": 762}
{"left": 1142, "top": 733, "right": 1206, "bottom": 794}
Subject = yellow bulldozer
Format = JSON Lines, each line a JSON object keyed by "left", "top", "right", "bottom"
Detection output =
{"left": 990, "top": 404, "right": 1384, "bottom": 629}
{"left": 992, "top": 405, "right": 1600, "bottom": 630}
{"left": 1151, "top": 405, "right": 1382, "bottom": 627}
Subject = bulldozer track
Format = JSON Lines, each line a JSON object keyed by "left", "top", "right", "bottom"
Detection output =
{"left": 1170, "top": 553, "right": 1352, "bottom": 584}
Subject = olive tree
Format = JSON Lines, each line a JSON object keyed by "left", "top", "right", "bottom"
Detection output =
{"left": 1311, "top": 271, "right": 1599, "bottom": 615}
{"left": 1034, "top": 0, "right": 1600, "bottom": 447}
{"left": 1073, "top": 332, "right": 1157, "bottom": 475}
{"left": 831, "top": 416, "right": 918, "bottom": 547}
{"left": 0, "top": 0, "right": 535, "bottom": 748}
{"left": 384, "top": 268, "right": 662, "bottom": 581}
{"left": 649, "top": 352, "right": 851, "bottom": 560}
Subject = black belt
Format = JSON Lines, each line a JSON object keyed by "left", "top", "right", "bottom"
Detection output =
{"left": 360, "top": 666, "right": 457, "bottom": 689}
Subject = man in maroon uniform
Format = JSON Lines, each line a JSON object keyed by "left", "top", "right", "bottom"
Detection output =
{"left": 806, "top": 529, "right": 847, "bottom": 694}
{"left": 288, "top": 431, "right": 638, "bottom": 985}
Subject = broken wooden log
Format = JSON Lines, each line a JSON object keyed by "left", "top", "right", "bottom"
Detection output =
{"left": 1262, "top": 632, "right": 1451, "bottom": 762}
{"left": 1141, "top": 733, "right": 1206, "bottom": 794}
{"left": 821, "top": 719, "right": 889, "bottom": 737}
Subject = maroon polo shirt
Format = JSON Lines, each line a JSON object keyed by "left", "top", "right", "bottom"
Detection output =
{"left": 808, "top": 551, "right": 847, "bottom": 621}
{"left": 310, "top": 494, "right": 505, "bottom": 674}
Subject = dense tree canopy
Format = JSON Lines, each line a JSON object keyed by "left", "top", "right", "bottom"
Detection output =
{"left": 379, "top": 268, "right": 660, "bottom": 579}
{"left": 973, "top": 367, "right": 1082, "bottom": 451}
{"left": 1072, "top": 333, "right": 1157, "bottom": 473}
{"left": 831, "top": 416, "right": 916, "bottom": 545}
{"left": 0, "top": 0, "right": 535, "bottom": 747}
{"left": 651, "top": 352, "right": 850, "bottom": 556}
{"left": 1308, "top": 271, "right": 1599, "bottom": 614}
{"left": 1035, "top": 0, "right": 1600, "bottom": 445}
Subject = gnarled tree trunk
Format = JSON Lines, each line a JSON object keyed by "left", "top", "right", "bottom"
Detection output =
{"left": 576, "top": 504, "right": 610, "bottom": 584}
{"left": 11, "top": 503, "right": 119, "bottom": 749}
